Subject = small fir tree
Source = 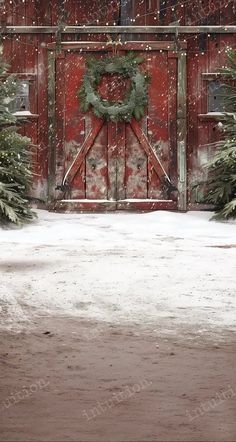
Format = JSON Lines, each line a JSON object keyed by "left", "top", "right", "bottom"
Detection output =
{"left": 0, "top": 54, "right": 35, "bottom": 225}
{"left": 203, "top": 50, "right": 236, "bottom": 220}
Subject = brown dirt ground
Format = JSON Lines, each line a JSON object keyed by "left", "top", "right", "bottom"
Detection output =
{"left": 0, "top": 316, "right": 236, "bottom": 442}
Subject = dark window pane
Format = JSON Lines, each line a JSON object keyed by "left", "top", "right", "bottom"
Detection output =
{"left": 9, "top": 80, "right": 29, "bottom": 113}
{"left": 208, "top": 80, "right": 230, "bottom": 112}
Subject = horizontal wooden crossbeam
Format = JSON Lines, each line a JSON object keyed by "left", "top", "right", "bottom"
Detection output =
{"left": 2, "top": 25, "right": 236, "bottom": 34}
{"left": 47, "top": 41, "right": 186, "bottom": 52}
{"left": 51, "top": 200, "right": 177, "bottom": 212}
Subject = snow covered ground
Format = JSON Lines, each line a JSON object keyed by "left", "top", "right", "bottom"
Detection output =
{"left": 0, "top": 209, "right": 236, "bottom": 338}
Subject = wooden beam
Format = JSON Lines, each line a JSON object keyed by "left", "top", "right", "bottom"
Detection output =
{"left": 130, "top": 120, "right": 172, "bottom": 185}
{"left": 51, "top": 199, "right": 178, "bottom": 212}
{"left": 47, "top": 50, "right": 56, "bottom": 202}
{"left": 61, "top": 120, "right": 104, "bottom": 189}
{"left": 116, "top": 200, "right": 177, "bottom": 211}
{"left": 2, "top": 25, "right": 236, "bottom": 34}
{"left": 47, "top": 41, "right": 185, "bottom": 51}
{"left": 177, "top": 50, "right": 187, "bottom": 211}
{"left": 51, "top": 200, "right": 117, "bottom": 212}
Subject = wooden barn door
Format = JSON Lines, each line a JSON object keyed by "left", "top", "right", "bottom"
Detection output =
{"left": 49, "top": 42, "right": 186, "bottom": 211}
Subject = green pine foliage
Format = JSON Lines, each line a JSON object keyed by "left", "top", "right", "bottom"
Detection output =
{"left": 203, "top": 51, "right": 236, "bottom": 220}
{"left": 0, "top": 56, "right": 35, "bottom": 225}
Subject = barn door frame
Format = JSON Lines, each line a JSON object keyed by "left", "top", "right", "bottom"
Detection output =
{"left": 47, "top": 41, "right": 187, "bottom": 211}
{"left": 177, "top": 49, "right": 187, "bottom": 211}
{"left": 48, "top": 49, "right": 56, "bottom": 203}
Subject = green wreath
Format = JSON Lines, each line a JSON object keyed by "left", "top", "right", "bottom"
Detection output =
{"left": 77, "top": 52, "right": 149, "bottom": 122}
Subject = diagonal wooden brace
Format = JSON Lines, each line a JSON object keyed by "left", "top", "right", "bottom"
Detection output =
{"left": 130, "top": 119, "right": 177, "bottom": 191}
{"left": 59, "top": 119, "right": 104, "bottom": 190}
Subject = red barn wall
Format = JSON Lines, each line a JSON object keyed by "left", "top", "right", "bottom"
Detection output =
{"left": 0, "top": 0, "right": 235, "bottom": 207}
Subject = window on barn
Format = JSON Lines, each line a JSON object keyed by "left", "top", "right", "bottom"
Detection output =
{"left": 9, "top": 80, "right": 30, "bottom": 114}
{"left": 208, "top": 80, "right": 230, "bottom": 113}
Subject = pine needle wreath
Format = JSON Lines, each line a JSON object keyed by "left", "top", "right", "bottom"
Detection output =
{"left": 77, "top": 52, "right": 150, "bottom": 122}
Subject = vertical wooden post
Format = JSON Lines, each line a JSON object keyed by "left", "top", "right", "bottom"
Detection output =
{"left": 48, "top": 49, "right": 56, "bottom": 202}
{"left": 177, "top": 49, "right": 187, "bottom": 211}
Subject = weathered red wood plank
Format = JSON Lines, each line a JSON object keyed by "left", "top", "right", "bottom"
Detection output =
{"left": 220, "top": 0, "right": 234, "bottom": 25}
{"left": 185, "top": 1, "right": 196, "bottom": 25}
{"left": 85, "top": 123, "right": 108, "bottom": 199}
{"left": 51, "top": 200, "right": 116, "bottom": 212}
{"left": 63, "top": 52, "right": 85, "bottom": 198}
{"left": 62, "top": 120, "right": 104, "bottom": 188}
{"left": 11, "top": 0, "right": 26, "bottom": 71}
{"left": 51, "top": 199, "right": 177, "bottom": 212}
{"left": 197, "top": 39, "right": 209, "bottom": 185}
{"left": 50, "top": 0, "right": 59, "bottom": 26}
{"left": 116, "top": 200, "right": 177, "bottom": 211}
{"left": 147, "top": 51, "right": 169, "bottom": 199}
{"left": 134, "top": 0, "right": 147, "bottom": 40}
{"left": 10, "top": 1, "right": 26, "bottom": 136}
{"left": 130, "top": 119, "right": 171, "bottom": 184}
{"left": 25, "top": 1, "right": 38, "bottom": 166}
{"left": 168, "top": 55, "right": 178, "bottom": 190}
{"left": 107, "top": 121, "right": 118, "bottom": 201}
{"left": 24, "top": 0, "right": 38, "bottom": 144}
{"left": 125, "top": 124, "right": 147, "bottom": 199}
{"left": 146, "top": 0, "right": 159, "bottom": 25}
{"left": 116, "top": 123, "right": 126, "bottom": 201}
{"left": 208, "top": 34, "right": 220, "bottom": 72}
{"left": 175, "top": 1, "right": 185, "bottom": 26}
{"left": 36, "top": 0, "right": 51, "bottom": 26}
{"left": 54, "top": 57, "right": 65, "bottom": 192}
{"left": 35, "top": 3, "right": 53, "bottom": 199}
{"left": 106, "top": 0, "right": 120, "bottom": 25}
{"left": 1, "top": 0, "right": 12, "bottom": 65}
{"left": 187, "top": 36, "right": 200, "bottom": 204}
{"left": 4, "top": 0, "right": 13, "bottom": 26}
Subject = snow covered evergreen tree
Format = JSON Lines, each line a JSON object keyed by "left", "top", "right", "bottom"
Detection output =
{"left": 204, "top": 51, "right": 236, "bottom": 220}
{"left": 0, "top": 54, "right": 35, "bottom": 225}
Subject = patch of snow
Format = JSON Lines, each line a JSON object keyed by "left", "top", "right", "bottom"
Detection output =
{"left": 204, "top": 112, "right": 235, "bottom": 117}
{"left": 61, "top": 199, "right": 114, "bottom": 203}
{"left": 60, "top": 199, "right": 173, "bottom": 203}
{"left": 13, "top": 111, "right": 33, "bottom": 116}
{"left": 0, "top": 210, "right": 236, "bottom": 338}
{"left": 118, "top": 199, "right": 173, "bottom": 202}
